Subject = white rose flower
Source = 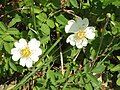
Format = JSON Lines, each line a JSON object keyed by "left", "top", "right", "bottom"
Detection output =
{"left": 65, "top": 17, "right": 95, "bottom": 48}
{"left": 11, "top": 38, "right": 42, "bottom": 68}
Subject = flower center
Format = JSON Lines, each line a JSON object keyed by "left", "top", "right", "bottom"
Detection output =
{"left": 21, "top": 47, "right": 31, "bottom": 58}
{"left": 75, "top": 31, "right": 85, "bottom": 40}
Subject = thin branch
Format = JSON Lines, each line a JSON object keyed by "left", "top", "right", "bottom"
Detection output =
{"left": 95, "top": 17, "right": 110, "bottom": 60}
{"left": 49, "top": 9, "right": 62, "bottom": 18}
{"left": 99, "top": 49, "right": 114, "bottom": 65}
{"left": 63, "top": 9, "right": 79, "bottom": 18}
{"left": 60, "top": 46, "right": 64, "bottom": 75}
{"left": 102, "top": 36, "right": 115, "bottom": 54}
{"left": 73, "top": 49, "right": 81, "bottom": 62}
{"left": 31, "top": 0, "right": 37, "bottom": 31}
{"left": 0, "top": 7, "right": 29, "bottom": 19}
{"left": 95, "top": 36, "right": 115, "bottom": 61}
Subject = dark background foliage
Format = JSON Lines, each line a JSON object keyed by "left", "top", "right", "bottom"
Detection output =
{"left": 0, "top": 0, "right": 120, "bottom": 89}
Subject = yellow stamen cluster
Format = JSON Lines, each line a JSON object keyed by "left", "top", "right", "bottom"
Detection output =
{"left": 21, "top": 47, "right": 31, "bottom": 58}
{"left": 75, "top": 31, "right": 85, "bottom": 40}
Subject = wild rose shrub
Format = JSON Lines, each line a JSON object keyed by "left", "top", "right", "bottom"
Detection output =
{"left": 0, "top": 0, "right": 120, "bottom": 89}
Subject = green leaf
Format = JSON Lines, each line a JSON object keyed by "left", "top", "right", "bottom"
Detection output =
{"left": 0, "top": 39, "right": 3, "bottom": 50}
{"left": 7, "top": 28, "right": 20, "bottom": 35}
{"left": 4, "top": 58, "right": 9, "bottom": 70}
{"left": 4, "top": 42, "right": 13, "bottom": 54}
{"left": 111, "top": 13, "right": 115, "bottom": 21}
{"left": 24, "top": 0, "right": 32, "bottom": 6}
{"left": 112, "top": 43, "right": 120, "bottom": 51}
{"left": 64, "top": 64, "right": 71, "bottom": 79}
{"left": 117, "top": 56, "right": 120, "bottom": 60}
{"left": 0, "top": 51, "right": 2, "bottom": 60}
{"left": 117, "top": 78, "right": 120, "bottom": 86}
{"left": 50, "top": 86, "right": 56, "bottom": 90}
{"left": 47, "top": 69, "right": 56, "bottom": 85}
{"left": 0, "top": 66, "right": 3, "bottom": 77}
{"left": 36, "top": 13, "right": 47, "bottom": 22}
{"left": 3, "top": 35, "right": 14, "bottom": 42}
{"left": 0, "top": 21, "right": 7, "bottom": 31}
{"left": 17, "top": 66, "right": 24, "bottom": 73}
{"left": 111, "top": 21, "right": 120, "bottom": 35}
{"left": 84, "top": 63, "right": 90, "bottom": 73}
{"left": 46, "top": 19, "right": 55, "bottom": 28}
{"left": 70, "top": 0, "right": 78, "bottom": 8}
{"left": 112, "top": 0, "right": 120, "bottom": 6}
{"left": 111, "top": 64, "right": 120, "bottom": 71}
{"left": 100, "top": 0, "right": 114, "bottom": 6}
{"left": 92, "top": 63, "right": 105, "bottom": 73}
{"left": 41, "top": 36, "right": 50, "bottom": 44}
{"left": 64, "top": 87, "right": 79, "bottom": 90}
{"left": 41, "top": 24, "right": 50, "bottom": 35}
{"left": 9, "top": 60, "right": 17, "bottom": 71}
{"left": 90, "top": 47, "right": 96, "bottom": 59}
{"left": 39, "top": 0, "right": 48, "bottom": 6}
{"left": 34, "top": 7, "right": 41, "bottom": 13}
{"left": 8, "top": 14, "right": 21, "bottom": 27}
{"left": 33, "top": 86, "right": 40, "bottom": 90}
{"left": 56, "top": 14, "right": 68, "bottom": 25}
{"left": 47, "top": 70, "right": 54, "bottom": 79}
{"left": 87, "top": 73, "right": 99, "bottom": 85}
{"left": 100, "top": 0, "right": 120, "bottom": 7}
{"left": 85, "top": 83, "right": 93, "bottom": 90}
{"left": 0, "top": 29, "right": 5, "bottom": 34}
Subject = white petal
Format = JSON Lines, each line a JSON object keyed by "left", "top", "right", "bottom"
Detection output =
{"left": 11, "top": 48, "right": 21, "bottom": 61}
{"left": 65, "top": 25, "right": 71, "bottom": 33}
{"left": 85, "top": 27, "right": 95, "bottom": 32}
{"left": 30, "top": 55, "right": 39, "bottom": 62}
{"left": 14, "top": 38, "right": 27, "bottom": 48}
{"left": 11, "top": 48, "right": 20, "bottom": 55}
{"left": 76, "top": 40, "right": 83, "bottom": 48}
{"left": 12, "top": 54, "right": 20, "bottom": 61}
{"left": 76, "top": 45, "right": 83, "bottom": 48}
{"left": 88, "top": 33, "right": 95, "bottom": 39}
{"left": 82, "top": 18, "right": 89, "bottom": 29}
{"left": 76, "top": 17, "right": 83, "bottom": 26}
{"left": 68, "top": 20, "right": 75, "bottom": 25}
{"left": 19, "top": 38, "right": 27, "bottom": 44}
{"left": 14, "top": 42, "right": 19, "bottom": 48}
{"left": 20, "top": 58, "right": 26, "bottom": 66}
{"left": 81, "top": 38, "right": 88, "bottom": 46}
{"left": 66, "top": 34, "right": 76, "bottom": 46}
{"left": 28, "top": 38, "right": 40, "bottom": 49}
{"left": 31, "top": 48, "right": 42, "bottom": 56}
{"left": 76, "top": 38, "right": 88, "bottom": 48}
{"left": 65, "top": 20, "right": 75, "bottom": 33}
{"left": 38, "top": 48, "right": 42, "bottom": 55}
{"left": 76, "top": 18, "right": 89, "bottom": 29}
{"left": 85, "top": 27, "right": 95, "bottom": 39}
{"left": 25, "top": 59, "right": 33, "bottom": 68}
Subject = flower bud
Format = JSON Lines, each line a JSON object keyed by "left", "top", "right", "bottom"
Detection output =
{"left": 106, "top": 13, "right": 111, "bottom": 18}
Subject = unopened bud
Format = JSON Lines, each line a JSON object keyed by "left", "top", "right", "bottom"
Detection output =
{"left": 106, "top": 13, "right": 111, "bottom": 18}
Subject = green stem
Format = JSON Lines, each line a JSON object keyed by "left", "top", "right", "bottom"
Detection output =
{"left": 98, "top": 49, "right": 113, "bottom": 65}
{"left": 30, "top": 0, "right": 41, "bottom": 41}
{"left": 60, "top": 45, "right": 64, "bottom": 75}
{"left": 73, "top": 49, "right": 81, "bottom": 62}
{"left": 96, "top": 30, "right": 104, "bottom": 58}
{"left": 95, "top": 17, "right": 110, "bottom": 60}
{"left": 31, "top": 0, "right": 37, "bottom": 31}
{"left": 36, "top": 36, "right": 62, "bottom": 65}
